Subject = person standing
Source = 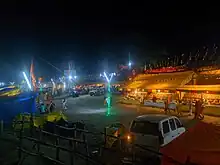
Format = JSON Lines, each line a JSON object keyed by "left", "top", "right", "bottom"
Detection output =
{"left": 188, "top": 100, "right": 193, "bottom": 116}
{"left": 194, "top": 100, "right": 199, "bottom": 119}
{"left": 164, "top": 100, "right": 168, "bottom": 114}
{"left": 49, "top": 100, "right": 56, "bottom": 113}
{"left": 152, "top": 95, "right": 157, "bottom": 103}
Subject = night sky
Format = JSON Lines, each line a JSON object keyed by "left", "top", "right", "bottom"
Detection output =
{"left": 0, "top": 2, "right": 219, "bottom": 81}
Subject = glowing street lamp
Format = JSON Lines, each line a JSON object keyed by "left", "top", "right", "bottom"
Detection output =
{"left": 128, "top": 61, "right": 132, "bottom": 69}
{"left": 102, "top": 71, "right": 115, "bottom": 116}
{"left": 23, "top": 71, "right": 32, "bottom": 90}
{"left": 9, "top": 82, "right": 15, "bottom": 85}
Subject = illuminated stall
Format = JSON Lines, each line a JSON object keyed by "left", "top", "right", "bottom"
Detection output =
{"left": 176, "top": 68, "right": 220, "bottom": 107}
{"left": 178, "top": 85, "right": 220, "bottom": 106}
{"left": 125, "top": 70, "right": 195, "bottom": 108}
{"left": 177, "top": 74, "right": 220, "bottom": 106}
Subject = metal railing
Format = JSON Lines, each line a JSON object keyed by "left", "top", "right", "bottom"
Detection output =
{"left": 0, "top": 115, "right": 196, "bottom": 165}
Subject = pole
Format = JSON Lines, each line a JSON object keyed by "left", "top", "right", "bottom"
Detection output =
{"left": 106, "top": 82, "right": 111, "bottom": 113}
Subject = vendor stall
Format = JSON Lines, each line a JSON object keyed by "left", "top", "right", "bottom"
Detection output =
{"left": 177, "top": 85, "right": 220, "bottom": 107}
{"left": 125, "top": 71, "right": 195, "bottom": 109}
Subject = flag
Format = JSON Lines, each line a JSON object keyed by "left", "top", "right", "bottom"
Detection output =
{"left": 119, "top": 64, "right": 129, "bottom": 70}
{"left": 30, "top": 59, "right": 36, "bottom": 91}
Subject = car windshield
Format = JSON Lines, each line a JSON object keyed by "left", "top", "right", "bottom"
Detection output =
{"left": 130, "top": 121, "right": 160, "bottom": 136}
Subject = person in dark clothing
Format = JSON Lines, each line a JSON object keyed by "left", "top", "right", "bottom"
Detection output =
{"left": 49, "top": 101, "right": 56, "bottom": 113}
{"left": 164, "top": 100, "right": 169, "bottom": 114}
{"left": 196, "top": 99, "right": 205, "bottom": 120}
{"left": 194, "top": 100, "right": 199, "bottom": 119}
{"left": 152, "top": 95, "right": 157, "bottom": 103}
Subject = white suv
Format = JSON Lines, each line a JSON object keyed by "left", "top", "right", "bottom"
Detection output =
{"left": 127, "top": 114, "right": 185, "bottom": 152}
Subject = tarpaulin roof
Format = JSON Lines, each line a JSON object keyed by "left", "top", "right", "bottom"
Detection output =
{"left": 177, "top": 85, "right": 220, "bottom": 92}
{"left": 127, "top": 71, "right": 194, "bottom": 90}
{"left": 160, "top": 122, "right": 220, "bottom": 165}
{"left": 126, "top": 81, "right": 144, "bottom": 89}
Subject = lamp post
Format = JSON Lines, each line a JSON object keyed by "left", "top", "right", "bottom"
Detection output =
{"left": 23, "top": 71, "right": 32, "bottom": 91}
{"left": 101, "top": 71, "right": 115, "bottom": 116}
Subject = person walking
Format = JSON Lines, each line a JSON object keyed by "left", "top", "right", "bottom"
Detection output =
{"left": 176, "top": 100, "right": 182, "bottom": 116}
{"left": 188, "top": 100, "right": 193, "bottom": 116}
{"left": 194, "top": 100, "right": 199, "bottom": 119}
{"left": 62, "top": 98, "right": 68, "bottom": 110}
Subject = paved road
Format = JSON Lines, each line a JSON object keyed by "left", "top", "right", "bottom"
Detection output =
{"left": 48, "top": 95, "right": 220, "bottom": 164}
{"left": 54, "top": 95, "right": 138, "bottom": 132}
{"left": 54, "top": 95, "right": 220, "bottom": 131}
{"left": 54, "top": 95, "right": 195, "bottom": 132}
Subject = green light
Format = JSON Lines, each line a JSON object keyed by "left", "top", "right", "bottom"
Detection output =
{"left": 106, "top": 106, "right": 111, "bottom": 116}
{"left": 103, "top": 72, "right": 115, "bottom": 116}
{"left": 106, "top": 82, "right": 112, "bottom": 116}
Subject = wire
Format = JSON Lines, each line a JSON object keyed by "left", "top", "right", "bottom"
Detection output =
{"left": 37, "top": 56, "right": 63, "bottom": 73}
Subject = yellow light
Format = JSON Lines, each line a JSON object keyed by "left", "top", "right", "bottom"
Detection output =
{"left": 157, "top": 90, "right": 160, "bottom": 92}
{"left": 127, "top": 135, "right": 131, "bottom": 140}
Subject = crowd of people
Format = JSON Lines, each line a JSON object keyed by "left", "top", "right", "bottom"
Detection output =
{"left": 182, "top": 93, "right": 220, "bottom": 106}
{"left": 36, "top": 91, "right": 68, "bottom": 114}
{"left": 126, "top": 91, "right": 206, "bottom": 120}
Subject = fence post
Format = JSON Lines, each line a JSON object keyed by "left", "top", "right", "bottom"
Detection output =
{"left": 104, "top": 127, "right": 107, "bottom": 146}
{"left": 18, "top": 115, "right": 24, "bottom": 161}
{"left": 72, "top": 128, "right": 77, "bottom": 165}
{"left": 69, "top": 139, "right": 74, "bottom": 165}
{"left": 83, "top": 134, "right": 89, "bottom": 165}
{"left": 37, "top": 127, "right": 42, "bottom": 153}
{"left": 30, "top": 113, "right": 34, "bottom": 137}
{"left": 55, "top": 126, "right": 60, "bottom": 161}
{"left": 0, "top": 120, "right": 3, "bottom": 135}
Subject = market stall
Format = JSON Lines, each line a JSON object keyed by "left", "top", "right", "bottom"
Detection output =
{"left": 177, "top": 85, "right": 220, "bottom": 107}
{"left": 125, "top": 71, "right": 195, "bottom": 108}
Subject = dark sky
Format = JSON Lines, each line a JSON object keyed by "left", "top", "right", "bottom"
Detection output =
{"left": 0, "top": 2, "right": 219, "bottom": 81}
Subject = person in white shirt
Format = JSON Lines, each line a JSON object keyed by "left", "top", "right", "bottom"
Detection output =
{"left": 62, "top": 98, "right": 67, "bottom": 110}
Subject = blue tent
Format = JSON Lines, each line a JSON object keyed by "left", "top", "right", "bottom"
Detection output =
{"left": 0, "top": 92, "right": 37, "bottom": 123}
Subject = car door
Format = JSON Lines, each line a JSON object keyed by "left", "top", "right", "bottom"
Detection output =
{"left": 174, "top": 118, "right": 186, "bottom": 137}
{"left": 168, "top": 118, "right": 178, "bottom": 140}
{"left": 129, "top": 121, "right": 161, "bottom": 151}
{"left": 161, "top": 120, "right": 173, "bottom": 146}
